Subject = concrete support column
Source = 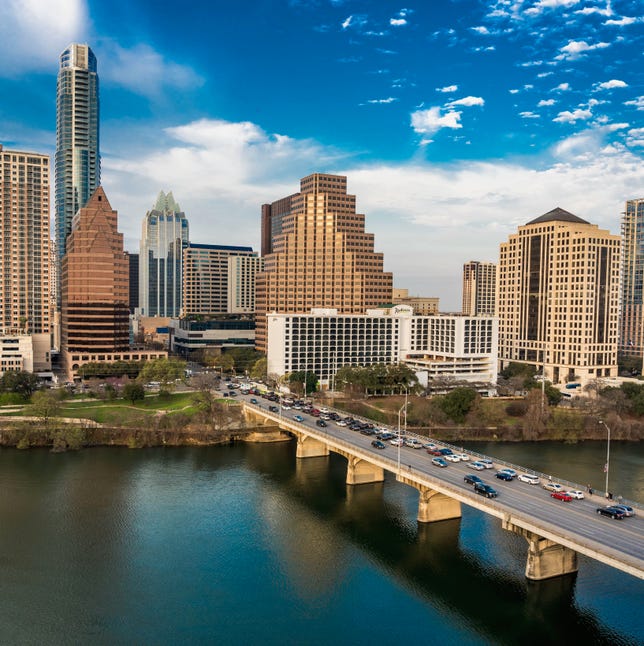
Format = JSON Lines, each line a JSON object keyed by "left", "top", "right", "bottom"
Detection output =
{"left": 295, "top": 434, "right": 330, "bottom": 459}
{"left": 503, "top": 518, "right": 578, "bottom": 581}
{"left": 417, "top": 486, "right": 462, "bottom": 523}
{"left": 345, "top": 456, "right": 384, "bottom": 485}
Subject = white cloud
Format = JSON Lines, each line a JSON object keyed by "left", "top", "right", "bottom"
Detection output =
{"left": 341, "top": 15, "right": 353, "bottom": 29}
{"left": 509, "top": 89, "right": 520, "bottom": 94}
{"left": 390, "top": 18, "right": 407, "bottom": 26}
{"left": 553, "top": 108, "right": 593, "bottom": 123}
{"left": 538, "top": 99, "right": 556, "bottom": 106}
{"left": 436, "top": 85, "right": 458, "bottom": 93}
{"left": 625, "top": 96, "right": 644, "bottom": 111}
{"left": 525, "top": 0, "right": 581, "bottom": 16}
{"left": 556, "top": 40, "right": 610, "bottom": 60}
{"left": 594, "top": 79, "right": 628, "bottom": 91}
{"left": 101, "top": 116, "right": 644, "bottom": 309}
{"left": 520, "top": 111, "right": 540, "bottom": 118}
{"left": 552, "top": 82, "right": 571, "bottom": 91}
{"left": 366, "top": 97, "right": 397, "bottom": 104}
{"left": 410, "top": 107, "right": 462, "bottom": 135}
{"left": 0, "top": 0, "right": 88, "bottom": 76}
{"left": 575, "top": 3, "right": 613, "bottom": 16}
{"left": 99, "top": 42, "right": 203, "bottom": 98}
{"left": 472, "top": 26, "right": 490, "bottom": 34}
{"left": 520, "top": 60, "right": 543, "bottom": 67}
{"left": 604, "top": 16, "right": 638, "bottom": 26}
{"left": 447, "top": 96, "right": 485, "bottom": 107}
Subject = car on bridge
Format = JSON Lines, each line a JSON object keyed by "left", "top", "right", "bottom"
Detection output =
{"left": 478, "top": 459, "right": 494, "bottom": 469}
{"left": 293, "top": 415, "right": 304, "bottom": 422}
{"left": 268, "top": 405, "right": 279, "bottom": 413}
{"left": 495, "top": 471, "right": 514, "bottom": 481}
{"left": 464, "top": 474, "right": 484, "bottom": 486}
{"left": 566, "top": 490, "right": 585, "bottom": 499}
{"left": 390, "top": 437, "right": 404, "bottom": 446}
{"left": 431, "top": 457, "right": 448, "bottom": 468}
{"left": 468, "top": 461, "right": 486, "bottom": 470}
{"left": 543, "top": 482, "right": 564, "bottom": 492}
{"left": 316, "top": 419, "right": 327, "bottom": 427}
{"left": 371, "top": 440, "right": 386, "bottom": 450}
{"left": 498, "top": 468, "right": 517, "bottom": 479}
{"left": 612, "top": 504, "right": 635, "bottom": 517}
{"left": 518, "top": 474, "right": 540, "bottom": 485}
{"left": 551, "top": 491, "right": 573, "bottom": 502}
{"left": 454, "top": 453, "right": 470, "bottom": 461}
{"left": 405, "top": 438, "right": 424, "bottom": 449}
{"left": 596, "top": 506, "right": 626, "bottom": 519}
{"left": 444, "top": 454, "right": 461, "bottom": 462}
{"left": 249, "top": 398, "right": 258, "bottom": 404}
{"left": 439, "top": 448, "right": 454, "bottom": 456}
{"left": 474, "top": 482, "right": 498, "bottom": 498}
{"left": 427, "top": 448, "right": 443, "bottom": 456}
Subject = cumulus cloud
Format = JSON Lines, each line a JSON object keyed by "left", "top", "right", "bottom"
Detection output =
{"left": 594, "top": 79, "right": 628, "bottom": 91}
{"left": 365, "top": 97, "right": 397, "bottom": 104}
{"left": 553, "top": 108, "right": 593, "bottom": 123}
{"left": 436, "top": 85, "right": 458, "bottom": 93}
{"left": 390, "top": 18, "right": 407, "bottom": 26}
{"left": 0, "top": 0, "right": 87, "bottom": 76}
{"left": 520, "top": 111, "right": 540, "bottom": 118}
{"left": 410, "top": 107, "right": 462, "bottom": 135}
{"left": 341, "top": 15, "right": 368, "bottom": 29}
{"left": 553, "top": 82, "right": 571, "bottom": 91}
{"left": 538, "top": 99, "right": 556, "bottom": 106}
{"left": 447, "top": 96, "right": 485, "bottom": 107}
{"left": 526, "top": 0, "right": 581, "bottom": 16}
{"left": 472, "top": 26, "right": 490, "bottom": 34}
{"left": 99, "top": 41, "right": 203, "bottom": 97}
{"left": 556, "top": 40, "right": 610, "bottom": 60}
{"left": 625, "top": 96, "right": 644, "bottom": 110}
{"left": 604, "top": 16, "right": 638, "bottom": 26}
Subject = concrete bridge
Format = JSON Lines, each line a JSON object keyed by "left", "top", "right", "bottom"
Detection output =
{"left": 242, "top": 402, "right": 644, "bottom": 582}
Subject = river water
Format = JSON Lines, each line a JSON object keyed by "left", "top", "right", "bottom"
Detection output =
{"left": 0, "top": 441, "right": 642, "bottom": 645}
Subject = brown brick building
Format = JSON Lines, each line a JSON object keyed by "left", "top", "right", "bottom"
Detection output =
{"left": 256, "top": 173, "right": 393, "bottom": 351}
{"left": 62, "top": 188, "right": 164, "bottom": 376}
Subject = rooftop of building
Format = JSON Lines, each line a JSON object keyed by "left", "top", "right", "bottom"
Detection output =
{"left": 526, "top": 207, "right": 589, "bottom": 226}
{"left": 187, "top": 243, "right": 254, "bottom": 253}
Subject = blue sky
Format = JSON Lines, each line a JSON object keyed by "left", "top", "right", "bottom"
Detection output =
{"left": 1, "top": 0, "right": 643, "bottom": 309}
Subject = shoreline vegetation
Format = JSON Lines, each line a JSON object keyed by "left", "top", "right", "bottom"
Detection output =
{"left": 0, "top": 390, "right": 642, "bottom": 452}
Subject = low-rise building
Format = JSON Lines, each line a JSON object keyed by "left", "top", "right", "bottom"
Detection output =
{"left": 266, "top": 306, "right": 498, "bottom": 389}
{"left": 170, "top": 315, "right": 255, "bottom": 358}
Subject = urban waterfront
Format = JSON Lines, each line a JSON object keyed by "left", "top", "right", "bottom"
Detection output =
{"left": 0, "top": 441, "right": 642, "bottom": 645}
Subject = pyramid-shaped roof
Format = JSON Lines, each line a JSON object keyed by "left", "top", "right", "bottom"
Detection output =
{"left": 526, "top": 207, "right": 589, "bottom": 226}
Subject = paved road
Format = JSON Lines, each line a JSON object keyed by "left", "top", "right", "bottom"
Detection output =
{"left": 231, "top": 388, "right": 644, "bottom": 578}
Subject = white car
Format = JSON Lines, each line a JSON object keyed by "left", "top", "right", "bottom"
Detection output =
{"left": 405, "top": 438, "right": 423, "bottom": 449}
{"left": 444, "top": 454, "right": 461, "bottom": 462}
{"left": 567, "top": 490, "right": 585, "bottom": 500}
{"left": 455, "top": 453, "right": 470, "bottom": 461}
{"left": 336, "top": 420, "right": 347, "bottom": 427}
{"left": 518, "top": 474, "right": 540, "bottom": 485}
{"left": 543, "top": 482, "right": 564, "bottom": 492}
{"left": 390, "top": 438, "right": 404, "bottom": 446}
{"left": 479, "top": 459, "right": 494, "bottom": 469}
{"left": 468, "top": 461, "right": 486, "bottom": 470}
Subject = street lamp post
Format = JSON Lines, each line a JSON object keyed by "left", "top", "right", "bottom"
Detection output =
{"left": 598, "top": 419, "right": 611, "bottom": 497}
{"left": 397, "top": 388, "right": 409, "bottom": 474}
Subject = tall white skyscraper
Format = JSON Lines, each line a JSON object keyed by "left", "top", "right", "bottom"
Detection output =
{"left": 55, "top": 43, "right": 100, "bottom": 305}
{"left": 139, "top": 191, "right": 189, "bottom": 317}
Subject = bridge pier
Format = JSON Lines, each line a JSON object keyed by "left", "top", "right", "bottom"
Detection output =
{"left": 345, "top": 456, "right": 384, "bottom": 485}
{"left": 503, "top": 518, "right": 578, "bottom": 581}
{"left": 397, "top": 475, "right": 462, "bottom": 522}
{"left": 295, "top": 434, "right": 330, "bottom": 459}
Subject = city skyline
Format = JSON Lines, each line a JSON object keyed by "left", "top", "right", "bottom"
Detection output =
{"left": 0, "top": 0, "right": 642, "bottom": 308}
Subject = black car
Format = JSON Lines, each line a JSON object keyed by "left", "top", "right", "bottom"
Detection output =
{"left": 596, "top": 506, "right": 626, "bottom": 519}
{"left": 371, "top": 440, "right": 386, "bottom": 450}
{"left": 360, "top": 428, "right": 376, "bottom": 436}
{"left": 474, "top": 482, "right": 498, "bottom": 498}
{"left": 464, "top": 474, "right": 484, "bottom": 486}
{"left": 439, "top": 448, "right": 453, "bottom": 456}
{"left": 495, "top": 471, "right": 513, "bottom": 481}
{"left": 268, "top": 405, "right": 279, "bottom": 413}
{"left": 316, "top": 419, "right": 328, "bottom": 428}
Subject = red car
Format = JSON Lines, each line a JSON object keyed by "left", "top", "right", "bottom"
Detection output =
{"left": 426, "top": 449, "right": 443, "bottom": 456}
{"left": 551, "top": 491, "right": 573, "bottom": 502}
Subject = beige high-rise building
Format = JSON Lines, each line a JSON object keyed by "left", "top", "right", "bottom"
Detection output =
{"left": 392, "top": 288, "right": 439, "bottom": 315}
{"left": 462, "top": 261, "right": 496, "bottom": 316}
{"left": 0, "top": 144, "right": 51, "bottom": 336}
{"left": 256, "top": 173, "right": 393, "bottom": 351}
{"left": 497, "top": 207, "right": 620, "bottom": 385}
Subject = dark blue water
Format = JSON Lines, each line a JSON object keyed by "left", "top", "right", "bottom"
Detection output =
{"left": 0, "top": 441, "right": 642, "bottom": 645}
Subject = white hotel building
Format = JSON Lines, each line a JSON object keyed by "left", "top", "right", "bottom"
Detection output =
{"left": 266, "top": 305, "right": 498, "bottom": 389}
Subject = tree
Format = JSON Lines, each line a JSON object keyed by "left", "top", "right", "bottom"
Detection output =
{"left": 0, "top": 371, "right": 40, "bottom": 400}
{"left": 137, "top": 358, "right": 186, "bottom": 392}
{"left": 437, "top": 387, "right": 478, "bottom": 423}
{"left": 27, "top": 390, "right": 62, "bottom": 423}
{"left": 212, "top": 353, "right": 235, "bottom": 376}
{"left": 288, "top": 370, "right": 318, "bottom": 395}
{"left": 250, "top": 357, "right": 267, "bottom": 381}
{"left": 123, "top": 382, "right": 145, "bottom": 404}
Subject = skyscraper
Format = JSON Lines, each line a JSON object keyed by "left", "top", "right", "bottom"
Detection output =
{"left": 256, "top": 173, "right": 393, "bottom": 351}
{"left": 497, "top": 208, "right": 620, "bottom": 385}
{"left": 0, "top": 144, "right": 51, "bottom": 335}
{"left": 139, "top": 191, "right": 189, "bottom": 317}
{"left": 55, "top": 43, "right": 100, "bottom": 305}
{"left": 61, "top": 187, "right": 129, "bottom": 370}
{"left": 462, "top": 261, "right": 497, "bottom": 316}
{"left": 619, "top": 198, "right": 644, "bottom": 357}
